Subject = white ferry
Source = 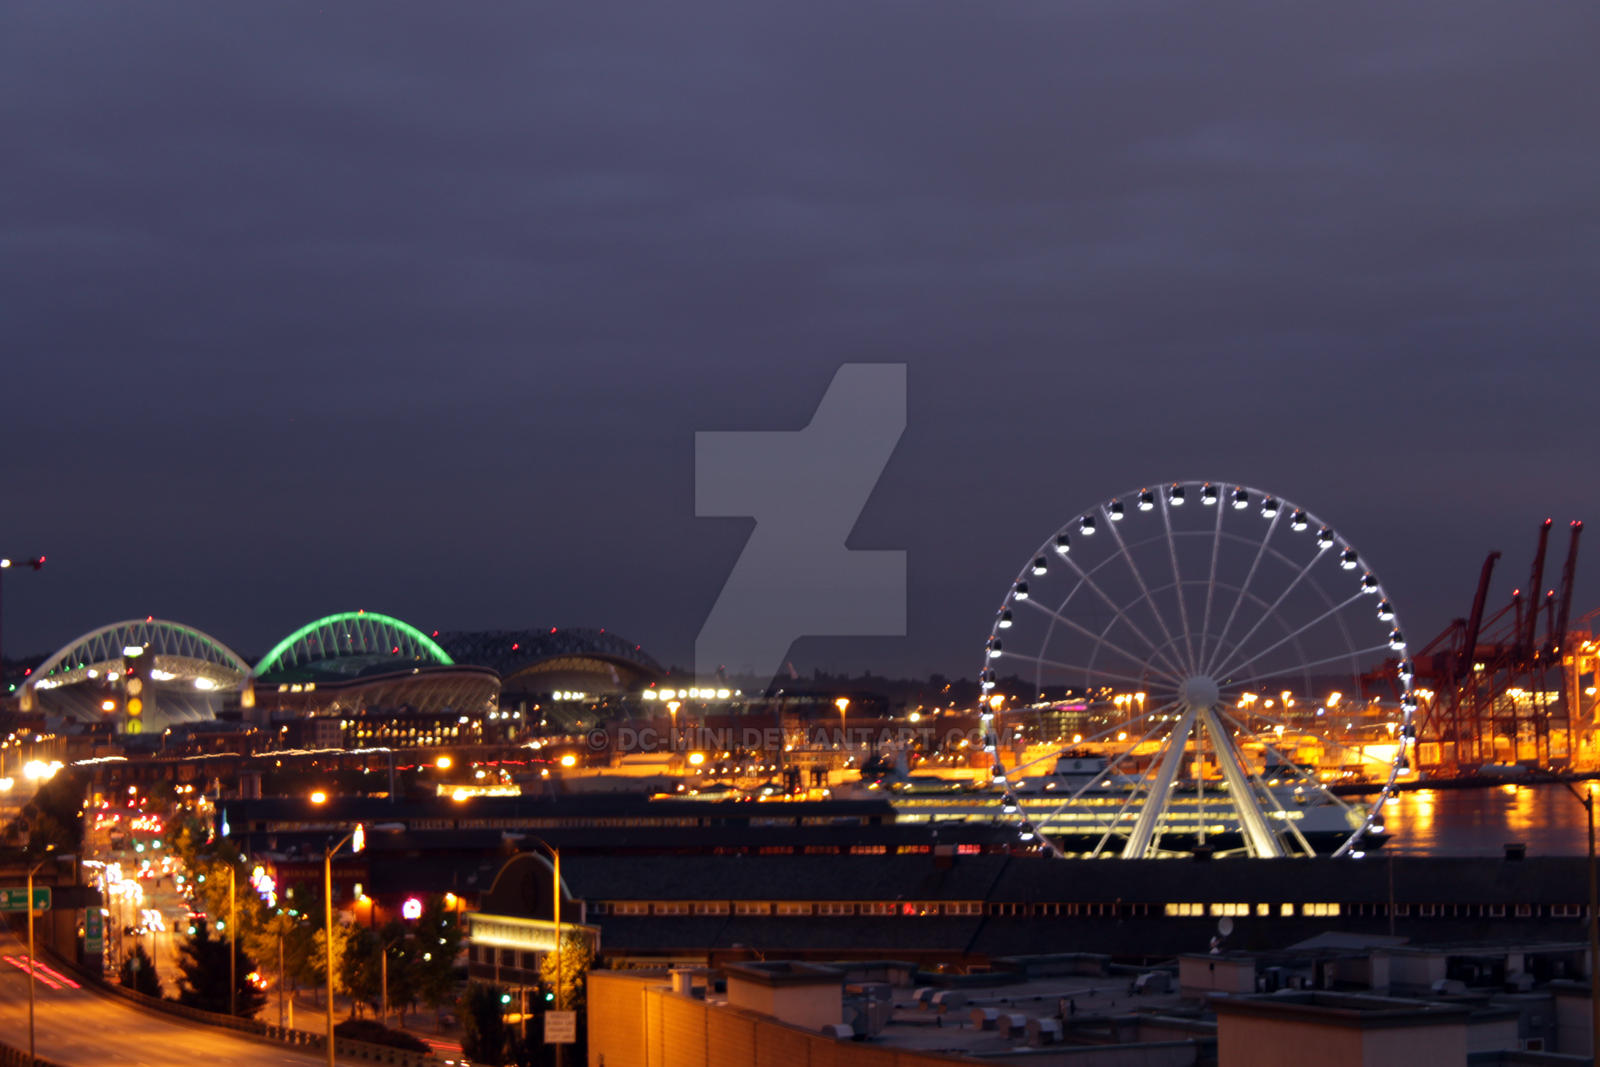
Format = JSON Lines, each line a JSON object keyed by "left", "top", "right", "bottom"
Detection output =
{"left": 884, "top": 753, "right": 1383, "bottom": 856}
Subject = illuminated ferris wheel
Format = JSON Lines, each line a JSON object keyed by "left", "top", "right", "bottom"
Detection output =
{"left": 977, "top": 480, "right": 1415, "bottom": 859}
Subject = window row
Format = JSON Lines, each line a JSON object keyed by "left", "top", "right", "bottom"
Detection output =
{"left": 591, "top": 899, "right": 1583, "bottom": 920}
{"left": 591, "top": 900, "right": 987, "bottom": 917}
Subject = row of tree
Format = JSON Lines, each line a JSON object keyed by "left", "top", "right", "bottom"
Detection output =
{"left": 159, "top": 813, "right": 462, "bottom": 1021}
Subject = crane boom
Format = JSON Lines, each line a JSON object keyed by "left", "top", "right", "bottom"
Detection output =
{"left": 1458, "top": 551, "right": 1500, "bottom": 685}
{"left": 1552, "top": 521, "right": 1583, "bottom": 657}
{"left": 1523, "top": 519, "right": 1553, "bottom": 655}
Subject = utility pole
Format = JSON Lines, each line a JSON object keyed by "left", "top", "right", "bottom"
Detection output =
{"left": 229, "top": 863, "right": 237, "bottom": 1017}
{"left": 1563, "top": 781, "right": 1600, "bottom": 1061}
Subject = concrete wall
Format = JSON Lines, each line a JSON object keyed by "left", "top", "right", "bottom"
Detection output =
{"left": 1217, "top": 1014, "right": 1467, "bottom": 1067}
{"left": 1180, "top": 956, "right": 1256, "bottom": 996}
{"left": 1218, "top": 1014, "right": 1362, "bottom": 1067}
{"left": 1465, "top": 1017, "right": 1520, "bottom": 1054}
{"left": 1553, "top": 989, "right": 1591, "bottom": 1056}
{"left": 589, "top": 972, "right": 1011, "bottom": 1067}
{"left": 1387, "top": 953, "right": 1449, "bottom": 993}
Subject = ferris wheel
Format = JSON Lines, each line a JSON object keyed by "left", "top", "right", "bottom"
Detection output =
{"left": 978, "top": 480, "right": 1415, "bottom": 859}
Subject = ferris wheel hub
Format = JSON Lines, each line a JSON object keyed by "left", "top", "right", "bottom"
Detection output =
{"left": 1179, "top": 676, "right": 1220, "bottom": 710}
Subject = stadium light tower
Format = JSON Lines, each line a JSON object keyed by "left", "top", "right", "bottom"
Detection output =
{"left": 0, "top": 555, "right": 46, "bottom": 699}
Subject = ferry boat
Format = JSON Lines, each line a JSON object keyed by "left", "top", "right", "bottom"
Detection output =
{"left": 883, "top": 753, "right": 1384, "bottom": 856}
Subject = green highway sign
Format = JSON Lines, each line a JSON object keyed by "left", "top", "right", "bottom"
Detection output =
{"left": 0, "top": 887, "right": 52, "bottom": 912}
{"left": 85, "top": 906, "right": 104, "bottom": 955}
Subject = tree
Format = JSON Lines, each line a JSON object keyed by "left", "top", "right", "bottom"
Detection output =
{"left": 413, "top": 895, "right": 464, "bottom": 1019}
{"left": 311, "top": 921, "right": 355, "bottom": 1004}
{"left": 176, "top": 918, "right": 266, "bottom": 1017}
{"left": 459, "top": 982, "right": 509, "bottom": 1066}
{"left": 120, "top": 943, "right": 161, "bottom": 997}
{"left": 538, "top": 931, "right": 593, "bottom": 1016}
{"left": 245, "top": 908, "right": 313, "bottom": 1000}
{"left": 339, "top": 924, "right": 382, "bottom": 1017}
{"left": 377, "top": 920, "right": 422, "bottom": 1023}
{"left": 22, "top": 768, "right": 87, "bottom": 853}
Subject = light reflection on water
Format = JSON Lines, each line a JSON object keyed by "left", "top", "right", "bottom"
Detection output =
{"left": 1383, "top": 783, "right": 1591, "bottom": 857}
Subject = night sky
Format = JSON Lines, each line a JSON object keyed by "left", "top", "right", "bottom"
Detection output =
{"left": 4, "top": 3, "right": 1598, "bottom": 679}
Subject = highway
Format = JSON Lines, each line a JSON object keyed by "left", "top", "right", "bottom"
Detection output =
{"left": 0, "top": 930, "right": 363, "bottom": 1067}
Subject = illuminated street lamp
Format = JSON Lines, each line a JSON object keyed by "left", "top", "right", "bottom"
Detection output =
{"left": 26, "top": 850, "right": 53, "bottom": 1065}
{"left": 835, "top": 697, "right": 850, "bottom": 752}
{"left": 323, "top": 822, "right": 401, "bottom": 1067}
{"left": 516, "top": 836, "right": 567, "bottom": 1067}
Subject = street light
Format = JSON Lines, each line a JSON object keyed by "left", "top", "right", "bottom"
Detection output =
{"left": 228, "top": 860, "right": 238, "bottom": 1017}
{"left": 324, "top": 825, "right": 362, "bottom": 1067}
{"left": 27, "top": 851, "right": 53, "bottom": 1066}
{"left": 516, "top": 837, "right": 566, "bottom": 1067}
{"left": 320, "top": 821, "right": 401, "bottom": 1066}
{"left": 1564, "top": 781, "right": 1600, "bottom": 1061}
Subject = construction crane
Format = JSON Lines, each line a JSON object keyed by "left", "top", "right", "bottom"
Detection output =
{"left": 1412, "top": 519, "right": 1585, "bottom": 775}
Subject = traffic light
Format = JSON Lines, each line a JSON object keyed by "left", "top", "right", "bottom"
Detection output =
{"left": 123, "top": 645, "right": 155, "bottom": 734}
{"left": 500, "top": 992, "right": 512, "bottom": 1006}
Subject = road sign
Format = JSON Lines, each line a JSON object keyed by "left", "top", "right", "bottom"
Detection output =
{"left": 85, "top": 906, "right": 104, "bottom": 956}
{"left": 544, "top": 1010, "right": 577, "bottom": 1044}
{"left": 0, "top": 887, "right": 51, "bottom": 912}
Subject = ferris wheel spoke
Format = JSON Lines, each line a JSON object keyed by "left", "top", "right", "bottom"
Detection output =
{"left": 1004, "top": 699, "right": 1180, "bottom": 777}
{"left": 1197, "top": 704, "right": 1286, "bottom": 857}
{"left": 1210, "top": 590, "right": 1366, "bottom": 683}
{"left": 1205, "top": 544, "right": 1334, "bottom": 678}
{"left": 994, "top": 648, "right": 1172, "bottom": 691}
{"left": 1016, "top": 703, "right": 1182, "bottom": 820}
{"left": 1013, "top": 598, "right": 1184, "bottom": 685}
{"left": 1194, "top": 483, "right": 1228, "bottom": 670}
{"left": 1091, "top": 735, "right": 1176, "bottom": 858}
{"left": 1051, "top": 551, "right": 1190, "bottom": 680}
{"left": 1202, "top": 507, "right": 1285, "bottom": 675}
{"left": 1156, "top": 492, "right": 1199, "bottom": 672}
{"left": 1216, "top": 707, "right": 1354, "bottom": 814}
{"left": 1222, "top": 641, "right": 1391, "bottom": 691}
{"left": 1121, "top": 703, "right": 1201, "bottom": 858}
{"left": 1211, "top": 708, "right": 1320, "bottom": 856}
{"left": 1103, "top": 506, "right": 1191, "bottom": 675}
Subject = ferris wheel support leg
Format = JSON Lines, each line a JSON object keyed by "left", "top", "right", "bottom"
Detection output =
{"left": 1200, "top": 707, "right": 1286, "bottom": 858}
{"left": 1121, "top": 705, "right": 1201, "bottom": 859}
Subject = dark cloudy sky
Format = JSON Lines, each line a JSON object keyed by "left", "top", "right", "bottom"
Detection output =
{"left": 4, "top": 2, "right": 1597, "bottom": 678}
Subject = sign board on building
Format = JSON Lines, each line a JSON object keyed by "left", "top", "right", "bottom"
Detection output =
{"left": 544, "top": 1011, "right": 577, "bottom": 1044}
{"left": 0, "top": 887, "right": 52, "bottom": 913}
